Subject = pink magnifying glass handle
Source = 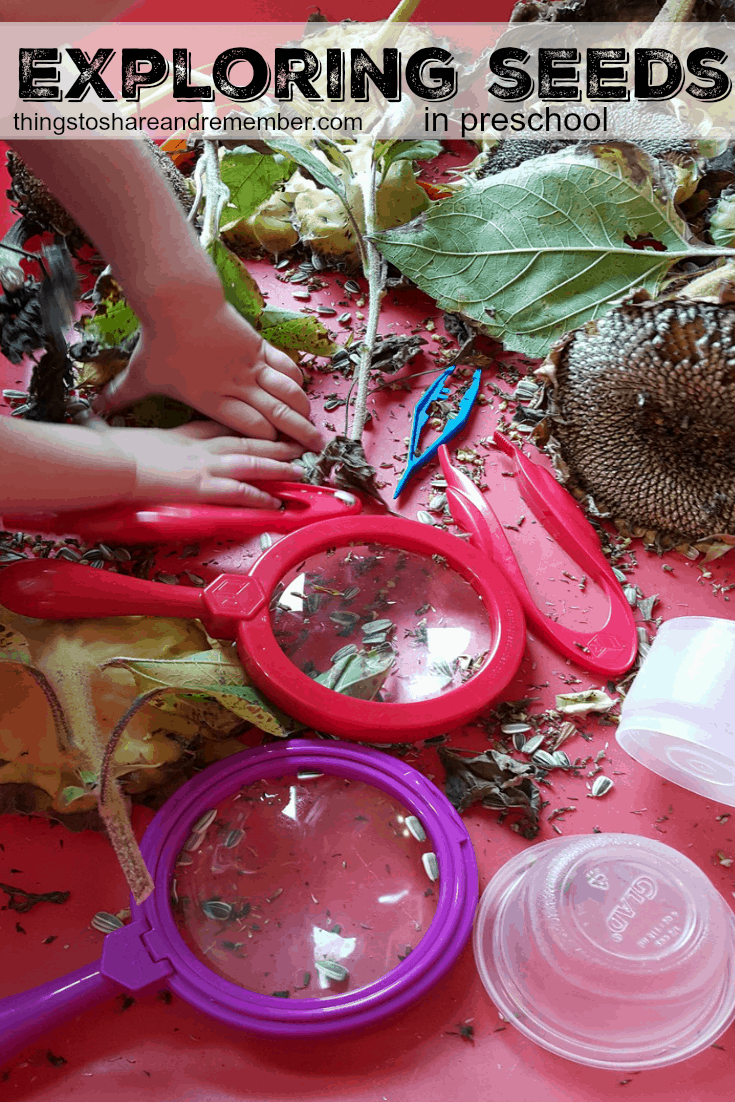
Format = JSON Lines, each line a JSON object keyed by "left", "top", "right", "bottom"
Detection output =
{"left": 0, "top": 559, "right": 207, "bottom": 621}
{"left": 439, "top": 440, "right": 637, "bottom": 679}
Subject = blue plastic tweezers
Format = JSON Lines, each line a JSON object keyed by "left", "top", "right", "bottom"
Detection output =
{"left": 393, "top": 364, "right": 482, "bottom": 498}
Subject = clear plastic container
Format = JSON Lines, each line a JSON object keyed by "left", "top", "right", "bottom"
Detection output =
{"left": 473, "top": 833, "right": 735, "bottom": 1069}
{"left": 617, "top": 617, "right": 735, "bottom": 807}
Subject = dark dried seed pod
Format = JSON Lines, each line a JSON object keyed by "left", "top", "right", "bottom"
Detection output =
{"left": 545, "top": 296, "right": 735, "bottom": 541}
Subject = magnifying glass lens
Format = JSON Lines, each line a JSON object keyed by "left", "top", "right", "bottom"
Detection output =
{"left": 172, "top": 772, "right": 439, "bottom": 999}
{"left": 269, "top": 544, "right": 492, "bottom": 703}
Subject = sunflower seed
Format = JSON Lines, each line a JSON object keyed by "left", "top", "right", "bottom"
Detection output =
{"left": 341, "top": 586, "right": 360, "bottom": 602}
{"left": 305, "top": 593, "right": 323, "bottom": 615}
{"left": 81, "top": 549, "right": 104, "bottom": 561}
{"left": 298, "top": 262, "right": 315, "bottom": 274}
{"left": 422, "top": 852, "right": 439, "bottom": 881}
{"left": 405, "top": 816, "right": 426, "bottom": 842}
{"left": 10, "top": 405, "right": 30, "bottom": 416}
{"left": 315, "top": 960, "right": 349, "bottom": 981}
{"left": 532, "top": 750, "right": 558, "bottom": 770}
{"left": 184, "top": 833, "right": 205, "bottom": 852}
{"left": 155, "top": 572, "right": 180, "bottom": 585}
{"left": 310, "top": 253, "right": 326, "bottom": 271}
{"left": 260, "top": 533, "right": 273, "bottom": 550}
{"left": 90, "top": 559, "right": 107, "bottom": 569}
{"left": 512, "top": 731, "right": 527, "bottom": 751}
{"left": 637, "top": 594, "right": 659, "bottom": 621}
{"left": 175, "top": 853, "right": 193, "bottom": 866}
{"left": 297, "top": 770, "right": 324, "bottom": 779}
{"left": 591, "top": 775, "right": 614, "bottom": 798}
{"left": 553, "top": 751, "right": 572, "bottom": 768}
{"left": 56, "top": 547, "right": 81, "bottom": 562}
{"left": 291, "top": 272, "right": 310, "bottom": 284}
{"left": 185, "top": 572, "right": 206, "bottom": 587}
{"left": 97, "top": 544, "right": 114, "bottom": 562}
{"left": 623, "top": 585, "right": 639, "bottom": 606}
{"left": 317, "top": 305, "right": 337, "bottom": 316}
{"left": 344, "top": 280, "right": 361, "bottom": 294}
{"left": 2, "top": 389, "right": 28, "bottom": 399}
{"left": 292, "top": 289, "right": 311, "bottom": 301}
{"left": 521, "top": 734, "right": 544, "bottom": 755}
{"left": 113, "top": 547, "right": 132, "bottom": 562}
{"left": 329, "top": 611, "right": 359, "bottom": 626}
{"left": 417, "top": 511, "right": 434, "bottom": 526}
{"left": 191, "top": 808, "right": 217, "bottom": 833}
{"left": 331, "top": 644, "right": 358, "bottom": 663}
{"left": 502, "top": 722, "right": 531, "bottom": 735}
{"left": 201, "top": 899, "right": 233, "bottom": 921}
{"left": 0, "top": 550, "right": 26, "bottom": 562}
{"left": 428, "top": 493, "right": 447, "bottom": 512}
{"left": 224, "top": 829, "right": 244, "bottom": 849}
{"left": 361, "top": 618, "right": 393, "bottom": 635}
{"left": 275, "top": 258, "right": 291, "bottom": 270}
{"left": 337, "top": 312, "right": 352, "bottom": 324}
{"left": 613, "top": 567, "right": 627, "bottom": 584}
{"left": 91, "top": 911, "right": 124, "bottom": 933}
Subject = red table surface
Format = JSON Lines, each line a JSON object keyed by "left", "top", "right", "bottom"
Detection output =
{"left": 3, "top": 4, "right": 735, "bottom": 1099}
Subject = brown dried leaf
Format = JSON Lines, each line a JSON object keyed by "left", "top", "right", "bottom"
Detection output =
{"left": 438, "top": 746, "right": 541, "bottom": 838}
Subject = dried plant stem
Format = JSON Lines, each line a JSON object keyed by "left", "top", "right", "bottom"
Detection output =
{"left": 97, "top": 687, "right": 173, "bottom": 904}
{"left": 350, "top": 157, "right": 386, "bottom": 440}
{"left": 199, "top": 140, "right": 230, "bottom": 250}
{"left": 24, "top": 666, "right": 74, "bottom": 752}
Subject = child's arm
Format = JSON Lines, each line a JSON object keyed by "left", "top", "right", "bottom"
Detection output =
{"left": 10, "top": 139, "right": 324, "bottom": 453}
{"left": 0, "top": 417, "right": 304, "bottom": 511}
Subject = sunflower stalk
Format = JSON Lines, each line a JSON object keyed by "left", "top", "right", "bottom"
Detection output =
{"left": 350, "top": 154, "right": 387, "bottom": 440}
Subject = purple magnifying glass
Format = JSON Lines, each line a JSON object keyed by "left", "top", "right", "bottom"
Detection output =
{"left": 0, "top": 739, "right": 477, "bottom": 1063}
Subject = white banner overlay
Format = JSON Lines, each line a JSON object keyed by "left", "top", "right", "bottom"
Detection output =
{"left": 1, "top": 22, "right": 734, "bottom": 140}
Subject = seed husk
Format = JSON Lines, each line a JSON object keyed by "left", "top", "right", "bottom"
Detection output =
{"left": 329, "top": 611, "right": 359, "bottom": 626}
{"left": 422, "top": 852, "right": 439, "bottom": 882}
{"left": 553, "top": 751, "right": 572, "bottom": 769}
{"left": 91, "top": 911, "right": 124, "bottom": 933}
{"left": 405, "top": 815, "right": 426, "bottom": 842}
{"left": 341, "top": 586, "right": 360, "bottom": 602}
{"left": 201, "top": 899, "right": 233, "bottom": 921}
{"left": 317, "top": 305, "right": 337, "bottom": 316}
{"left": 338, "top": 312, "right": 352, "bottom": 324}
{"left": 521, "top": 733, "right": 544, "bottom": 755}
{"left": 224, "top": 829, "right": 243, "bottom": 849}
{"left": 532, "top": 750, "right": 558, "bottom": 770}
{"left": 315, "top": 960, "right": 349, "bottom": 982}
{"left": 591, "top": 775, "right": 614, "bottom": 797}
{"left": 292, "top": 289, "right": 311, "bottom": 301}
{"left": 260, "top": 532, "right": 274, "bottom": 551}
{"left": 191, "top": 808, "right": 217, "bottom": 834}
{"left": 331, "top": 644, "right": 358, "bottom": 663}
{"left": 344, "top": 280, "right": 361, "bottom": 294}
{"left": 155, "top": 573, "right": 180, "bottom": 585}
{"left": 417, "top": 511, "right": 434, "bottom": 526}
{"left": 361, "top": 618, "right": 393, "bottom": 636}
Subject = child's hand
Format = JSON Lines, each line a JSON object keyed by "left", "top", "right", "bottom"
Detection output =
{"left": 94, "top": 301, "right": 325, "bottom": 454}
{"left": 104, "top": 419, "right": 306, "bottom": 507}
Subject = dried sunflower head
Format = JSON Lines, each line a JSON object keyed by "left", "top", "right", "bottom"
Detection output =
{"left": 542, "top": 293, "right": 735, "bottom": 542}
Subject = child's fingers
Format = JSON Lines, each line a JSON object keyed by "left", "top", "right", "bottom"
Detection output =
{"left": 262, "top": 343, "right": 305, "bottom": 386}
{"left": 211, "top": 455, "right": 304, "bottom": 481}
{"left": 251, "top": 372, "right": 324, "bottom": 452}
{"left": 197, "top": 478, "right": 282, "bottom": 508}
{"left": 212, "top": 398, "right": 279, "bottom": 441}
{"left": 255, "top": 366, "right": 311, "bottom": 419}
{"left": 207, "top": 438, "right": 304, "bottom": 461}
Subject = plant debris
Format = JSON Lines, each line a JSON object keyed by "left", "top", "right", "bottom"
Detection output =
{"left": 438, "top": 746, "right": 541, "bottom": 839}
{"left": 0, "top": 882, "right": 70, "bottom": 913}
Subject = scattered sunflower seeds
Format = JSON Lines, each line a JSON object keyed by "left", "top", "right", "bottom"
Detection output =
{"left": 155, "top": 573, "right": 180, "bottom": 586}
{"left": 292, "top": 290, "right": 311, "bottom": 301}
{"left": 405, "top": 815, "right": 426, "bottom": 842}
{"left": 91, "top": 911, "right": 124, "bottom": 933}
{"left": 201, "top": 900, "right": 233, "bottom": 921}
{"left": 260, "top": 533, "right": 274, "bottom": 551}
{"left": 344, "top": 280, "right": 361, "bottom": 294}
{"left": 591, "top": 776, "right": 614, "bottom": 798}
{"left": 331, "top": 644, "right": 358, "bottom": 663}
{"left": 532, "top": 750, "right": 558, "bottom": 770}
{"left": 224, "top": 829, "right": 244, "bottom": 849}
{"left": 317, "top": 305, "right": 337, "bottom": 316}
{"left": 316, "top": 960, "right": 349, "bottom": 982}
{"left": 338, "top": 312, "right": 352, "bottom": 324}
{"left": 422, "top": 852, "right": 439, "bottom": 882}
{"left": 329, "top": 611, "right": 359, "bottom": 627}
{"left": 416, "top": 511, "right": 434, "bottom": 526}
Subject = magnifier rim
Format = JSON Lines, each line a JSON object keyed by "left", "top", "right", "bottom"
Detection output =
{"left": 235, "top": 516, "right": 526, "bottom": 743}
{"left": 134, "top": 739, "right": 478, "bottom": 1036}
